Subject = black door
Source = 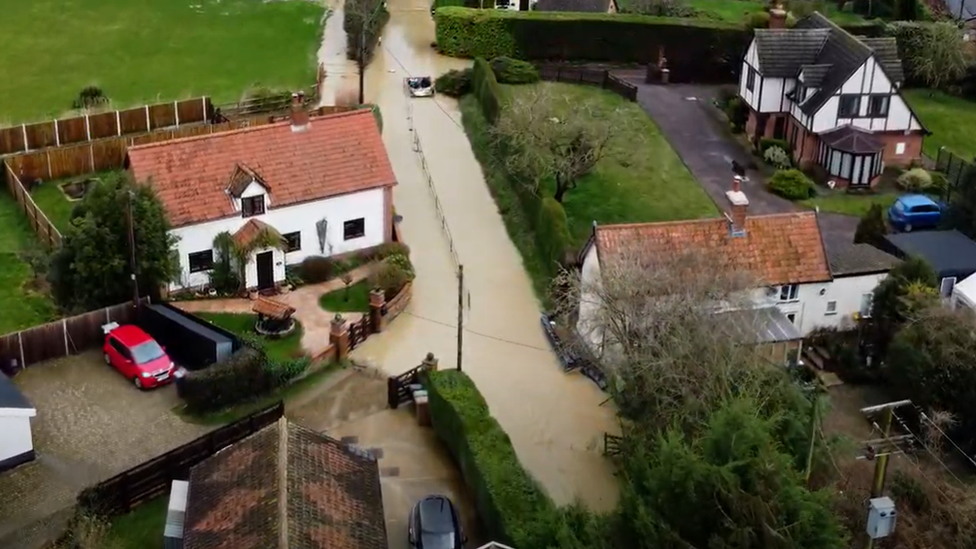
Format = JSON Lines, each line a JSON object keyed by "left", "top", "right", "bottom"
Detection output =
{"left": 773, "top": 116, "right": 786, "bottom": 139}
{"left": 256, "top": 251, "right": 274, "bottom": 290}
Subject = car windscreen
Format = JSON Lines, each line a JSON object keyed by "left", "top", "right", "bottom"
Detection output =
{"left": 910, "top": 204, "right": 939, "bottom": 213}
{"left": 131, "top": 341, "right": 166, "bottom": 364}
{"left": 420, "top": 531, "right": 455, "bottom": 549}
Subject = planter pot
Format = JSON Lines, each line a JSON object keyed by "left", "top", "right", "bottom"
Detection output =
{"left": 661, "top": 69, "right": 670, "bottom": 85}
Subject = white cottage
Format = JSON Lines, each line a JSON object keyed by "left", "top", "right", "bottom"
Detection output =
{"left": 0, "top": 373, "right": 36, "bottom": 472}
{"left": 127, "top": 103, "right": 396, "bottom": 292}
{"left": 575, "top": 178, "right": 900, "bottom": 357}
{"left": 739, "top": 11, "right": 928, "bottom": 188}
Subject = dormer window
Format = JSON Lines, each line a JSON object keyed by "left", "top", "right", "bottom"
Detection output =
{"left": 242, "top": 195, "right": 265, "bottom": 217}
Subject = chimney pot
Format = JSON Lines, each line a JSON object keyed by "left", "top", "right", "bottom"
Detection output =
{"left": 290, "top": 92, "right": 310, "bottom": 132}
{"left": 769, "top": 5, "right": 787, "bottom": 28}
{"left": 726, "top": 186, "right": 749, "bottom": 236}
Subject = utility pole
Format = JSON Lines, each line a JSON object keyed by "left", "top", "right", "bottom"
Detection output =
{"left": 859, "top": 400, "right": 914, "bottom": 549}
{"left": 126, "top": 189, "right": 140, "bottom": 306}
{"left": 457, "top": 264, "right": 464, "bottom": 371}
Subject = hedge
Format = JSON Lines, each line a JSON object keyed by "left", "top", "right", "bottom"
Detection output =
{"left": 472, "top": 57, "right": 503, "bottom": 124}
{"left": 435, "top": 7, "right": 751, "bottom": 83}
{"left": 537, "top": 197, "right": 571, "bottom": 275}
{"left": 425, "top": 370, "right": 557, "bottom": 548}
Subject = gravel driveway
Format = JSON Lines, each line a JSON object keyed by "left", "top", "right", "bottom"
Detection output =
{"left": 0, "top": 351, "right": 211, "bottom": 549}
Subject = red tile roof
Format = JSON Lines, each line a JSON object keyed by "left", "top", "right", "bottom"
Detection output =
{"left": 593, "top": 212, "right": 831, "bottom": 286}
{"left": 127, "top": 109, "right": 396, "bottom": 227}
{"left": 233, "top": 219, "right": 282, "bottom": 249}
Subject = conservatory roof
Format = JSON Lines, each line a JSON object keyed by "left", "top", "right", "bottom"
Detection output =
{"left": 819, "top": 125, "right": 883, "bottom": 154}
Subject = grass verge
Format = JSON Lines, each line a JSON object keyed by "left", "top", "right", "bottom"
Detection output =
{"left": 104, "top": 495, "right": 167, "bottom": 549}
{"left": 30, "top": 181, "right": 75, "bottom": 233}
{"left": 193, "top": 312, "right": 303, "bottom": 362}
{"left": 0, "top": 190, "right": 57, "bottom": 334}
{"left": 0, "top": 0, "right": 325, "bottom": 123}
{"left": 319, "top": 279, "right": 371, "bottom": 313}
{"left": 684, "top": 0, "right": 864, "bottom": 24}
{"left": 801, "top": 191, "right": 900, "bottom": 217}
{"left": 905, "top": 89, "right": 976, "bottom": 160}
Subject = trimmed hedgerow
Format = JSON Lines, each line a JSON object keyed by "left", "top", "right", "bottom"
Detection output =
{"left": 425, "top": 370, "right": 558, "bottom": 548}
{"left": 436, "top": 68, "right": 473, "bottom": 97}
{"left": 768, "top": 169, "right": 817, "bottom": 200}
{"left": 490, "top": 56, "right": 540, "bottom": 84}
{"left": 472, "top": 57, "right": 503, "bottom": 124}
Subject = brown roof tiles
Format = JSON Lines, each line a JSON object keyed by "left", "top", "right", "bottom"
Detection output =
{"left": 594, "top": 212, "right": 831, "bottom": 286}
{"left": 232, "top": 219, "right": 283, "bottom": 249}
{"left": 184, "top": 418, "right": 388, "bottom": 549}
{"left": 127, "top": 109, "right": 396, "bottom": 227}
{"left": 253, "top": 297, "right": 296, "bottom": 320}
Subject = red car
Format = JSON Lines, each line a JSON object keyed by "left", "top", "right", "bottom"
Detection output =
{"left": 102, "top": 323, "right": 175, "bottom": 390}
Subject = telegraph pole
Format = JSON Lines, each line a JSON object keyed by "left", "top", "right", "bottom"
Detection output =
{"left": 457, "top": 264, "right": 464, "bottom": 371}
{"left": 859, "top": 400, "right": 914, "bottom": 549}
{"left": 356, "top": 1, "right": 387, "bottom": 105}
{"left": 126, "top": 189, "right": 140, "bottom": 306}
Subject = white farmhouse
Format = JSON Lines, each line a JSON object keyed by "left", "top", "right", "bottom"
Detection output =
{"left": 0, "top": 373, "right": 36, "bottom": 472}
{"left": 127, "top": 103, "right": 396, "bottom": 292}
{"left": 575, "top": 178, "right": 899, "bottom": 358}
{"left": 739, "top": 10, "right": 928, "bottom": 188}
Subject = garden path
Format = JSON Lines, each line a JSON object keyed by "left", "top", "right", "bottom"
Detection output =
{"left": 313, "top": 0, "right": 621, "bottom": 511}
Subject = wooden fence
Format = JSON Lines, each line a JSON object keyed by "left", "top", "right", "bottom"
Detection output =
{"left": 0, "top": 98, "right": 210, "bottom": 156}
{"left": 0, "top": 299, "right": 147, "bottom": 372}
{"left": 2, "top": 162, "right": 61, "bottom": 247}
{"left": 536, "top": 66, "right": 638, "bottom": 102}
{"left": 77, "top": 402, "right": 284, "bottom": 517}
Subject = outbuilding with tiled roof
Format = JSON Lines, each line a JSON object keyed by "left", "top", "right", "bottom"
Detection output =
{"left": 127, "top": 100, "right": 397, "bottom": 293}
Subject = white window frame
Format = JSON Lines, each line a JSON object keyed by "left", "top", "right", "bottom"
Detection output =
{"left": 895, "top": 142, "right": 906, "bottom": 155}
{"left": 940, "top": 277, "right": 958, "bottom": 298}
{"left": 779, "top": 284, "right": 799, "bottom": 302}
{"left": 859, "top": 293, "right": 874, "bottom": 317}
{"left": 825, "top": 301, "right": 837, "bottom": 315}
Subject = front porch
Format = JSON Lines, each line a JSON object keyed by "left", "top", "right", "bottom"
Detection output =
{"left": 233, "top": 219, "right": 287, "bottom": 292}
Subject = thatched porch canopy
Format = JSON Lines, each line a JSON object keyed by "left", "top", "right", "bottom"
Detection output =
{"left": 252, "top": 296, "right": 296, "bottom": 321}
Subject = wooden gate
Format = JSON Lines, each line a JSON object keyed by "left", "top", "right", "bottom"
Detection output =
{"left": 348, "top": 316, "right": 372, "bottom": 349}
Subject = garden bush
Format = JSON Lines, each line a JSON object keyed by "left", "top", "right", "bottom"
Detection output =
{"left": 424, "top": 370, "right": 558, "bottom": 548}
{"left": 472, "top": 57, "right": 503, "bottom": 124}
{"left": 764, "top": 145, "right": 792, "bottom": 169}
{"left": 536, "top": 197, "right": 571, "bottom": 275}
{"left": 759, "top": 137, "right": 790, "bottom": 155}
{"left": 768, "top": 169, "right": 816, "bottom": 200}
{"left": 724, "top": 97, "right": 749, "bottom": 133}
{"left": 299, "top": 256, "right": 335, "bottom": 283}
{"left": 369, "top": 253, "right": 415, "bottom": 299}
{"left": 373, "top": 241, "right": 411, "bottom": 260}
{"left": 746, "top": 11, "right": 770, "bottom": 29}
{"left": 436, "top": 68, "right": 474, "bottom": 97}
{"left": 897, "top": 167, "right": 933, "bottom": 192}
{"left": 490, "top": 56, "right": 540, "bottom": 84}
{"left": 434, "top": 7, "right": 752, "bottom": 83}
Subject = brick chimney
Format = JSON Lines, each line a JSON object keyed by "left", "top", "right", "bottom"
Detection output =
{"left": 769, "top": 4, "right": 787, "bottom": 29}
{"left": 726, "top": 176, "right": 749, "bottom": 236}
{"left": 290, "top": 92, "right": 310, "bottom": 132}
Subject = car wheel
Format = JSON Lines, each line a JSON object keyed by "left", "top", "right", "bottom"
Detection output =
{"left": 904, "top": 223, "right": 913, "bottom": 232}
{"left": 133, "top": 377, "right": 143, "bottom": 390}
{"left": 103, "top": 353, "right": 111, "bottom": 365}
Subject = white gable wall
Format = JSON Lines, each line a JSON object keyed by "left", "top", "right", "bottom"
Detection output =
{"left": 739, "top": 41, "right": 790, "bottom": 113}
{"left": 171, "top": 187, "right": 386, "bottom": 290}
{"left": 811, "top": 56, "right": 922, "bottom": 134}
{"left": 576, "top": 244, "right": 605, "bottom": 353}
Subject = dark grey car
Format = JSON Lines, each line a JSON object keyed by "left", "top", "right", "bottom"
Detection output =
{"left": 408, "top": 495, "right": 466, "bottom": 549}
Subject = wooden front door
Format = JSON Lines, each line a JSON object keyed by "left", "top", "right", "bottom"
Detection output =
{"left": 256, "top": 251, "right": 274, "bottom": 290}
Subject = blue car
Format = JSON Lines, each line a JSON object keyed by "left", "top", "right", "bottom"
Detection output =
{"left": 888, "top": 194, "right": 942, "bottom": 232}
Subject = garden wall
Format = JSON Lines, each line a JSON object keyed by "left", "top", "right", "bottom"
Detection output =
{"left": 0, "top": 98, "right": 211, "bottom": 156}
{"left": 0, "top": 299, "right": 148, "bottom": 372}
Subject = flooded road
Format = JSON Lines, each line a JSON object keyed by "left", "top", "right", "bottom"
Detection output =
{"left": 315, "top": 0, "right": 620, "bottom": 510}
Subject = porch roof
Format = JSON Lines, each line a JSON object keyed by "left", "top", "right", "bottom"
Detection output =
{"left": 713, "top": 307, "right": 803, "bottom": 344}
{"left": 233, "top": 219, "right": 284, "bottom": 249}
{"left": 253, "top": 297, "right": 296, "bottom": 321}
{"left": 819, "top": 125, "right": 883, "bottom": 154}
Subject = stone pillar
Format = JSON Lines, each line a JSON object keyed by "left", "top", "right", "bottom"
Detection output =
{"left": 330, "top": 314, "right": 350, "bottom": 362}
{"left": 369, "top": 288, "right": 387, "bottom": 333}
{"left": 422, "top": 352, "right": 439, "bottom": 373}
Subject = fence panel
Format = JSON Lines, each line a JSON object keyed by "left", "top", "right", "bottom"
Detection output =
{"left": 536, "top": 65, "right": 637, "bottom": 103}
{"left": 91, "top": 139, "right": 128, "bottom": 172}
{"left": 57, "top": 116, "right": 89, "bottom": 146}
{"left": 3, "top": 162, "right": 62, "bottom": 246}
{"left": 47, "top": 145, "right": 93, "bottom": 179}
{"left": 148, "top": 103, "right": 177, "bottom": 131}
{"left": 176, "top": 98, "right": 207, "bottom": 125}
{"left": 0, "top": 126, "right": 26, "bottom": 155}
{"left": 88, "top": 112, "right": 120, "bottom": 140}
{"left": 118, "top": 106, "right": 150, "bottom": 134}
{"left": 24, "top": 121, "right": 58, "bottom": 149}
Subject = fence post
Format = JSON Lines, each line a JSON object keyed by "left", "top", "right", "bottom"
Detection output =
{"left": 63, "top": 319, "right": 69, "bottom": 357}
{"left": 145, "top": 105, "right": 151, "bottom": 132}
{"left": 45, "top": 150, "right": 52, "bottom": 179}
{"left": 21, "top": 124, "right": 29, "bottom": 152}
{"left": 53, "top": 119, "right": 60, "bottom": 147}
{"left": 116, "top": 111, "right": 122, "bottom": 136}
{"left": 89, "top": 145, "right": 95, "bottom": 173}
{"left": 18, "top": 332, "right": 25, "bottom": 370}
{"left": 85, "top": 114, "right": 91, "bottom": 141}
{"left": 174, "top": 101, "right": 180, "bottom": 126}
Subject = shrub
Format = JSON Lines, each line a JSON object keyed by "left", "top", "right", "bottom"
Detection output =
{"left": 374, "top": 241, "right": 411, "bottom": 260}
{"left": 764, "top": 145, "right": 792, "bottom": 169}
{"left": 897, "top": 167, "right": 933, "bottom": 192}
{"left": 489, "top": 56, "right": 540, "bottom": 84}
{"left": 370, "top": 253, "right": 415, "bottom": 298}
{"left": 759, "top": 137, "right": 790, "bottom": 154}
{"left": 425, "top": 370, "right": 557, "bottom": 548}
{"left": 436, "top": 68, "right": 473, "bottom": 97}
{"left": 361, "top": 103, "right": 382, "bottom": 132}
{"left": 725, "top": 97, "right": 749, "bottom": 133}
{"left": 472, "top": 57, "right": 502, "bottom": 124}
{"left": 179, "top": 346, "right": 272, "bottom": 413}
{"left": 768, "top": 169, "right": 816, "bottom": 200}
{"left": 299, "top": 256, "right": 335, "bottom": 283}
{"left": 746, "top": 11, "right": 771, "bottom": 29}
{"left": 536, "top": 197, "right": 571, "bottom": 275}
{"left": 714, "top": 84, "right": 738, "bottom": 109}
{"left": 433, "top": 7, "right": 752, "bottom": 83}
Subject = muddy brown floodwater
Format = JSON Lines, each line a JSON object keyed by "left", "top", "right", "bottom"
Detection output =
{"left": 316, "top": 0, "right": 620, "bottom": 511}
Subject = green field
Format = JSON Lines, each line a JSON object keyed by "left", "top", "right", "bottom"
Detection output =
{"left": 616, "top": 0, "right": 864, "bottom": 24}
{"left": 0, "top": 0, "right": 325, "bottom": 124}
{"left": 905, "top": 89, "right": 976, "bottom": 160}
{"left": 0, "top": 191, "right": 57, "bottom": 335}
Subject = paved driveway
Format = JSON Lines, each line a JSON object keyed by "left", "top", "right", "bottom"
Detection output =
{"left": 613, "top": 74, "right": 858, "bottom": 248}
{"left": 0, "top": 352, "right": 211, "bottom": 549}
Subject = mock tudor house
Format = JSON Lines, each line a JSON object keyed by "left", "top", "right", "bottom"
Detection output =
{"left": 739, "top": 10, "right": 928, "bottom": 188}
{"left": 127, "top": 100, "right": 396, "bottom": 293}
{"left": 575, "top": 178, "right": 900, "bottom": 359}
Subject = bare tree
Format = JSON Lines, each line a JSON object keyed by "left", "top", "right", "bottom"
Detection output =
{"left": 492, "top": 85, "right": 638, "bottom": 203}
{"left": 904, "top": 22, "right": 972, "bottom": 92}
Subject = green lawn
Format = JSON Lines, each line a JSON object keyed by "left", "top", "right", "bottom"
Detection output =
{"left": 461, "top": 82, "right": 717, "bottom": 297}
{"left": 0, "top": 0, "right": 325, "bottom": 124}
{"left": 319, "top": 280, "right": 372, "bottom": 313}
{"left": 905, "top": 89, "right": 976, "bottom": 160}
{"left": 104, "top": 496, "right": 167, "bottom": 549}
{"left": 801, "top": 191, "right": 900, "bottom": 217}
{"left": 0, "top": 191, "right": 57, "bottom": 335}
{"left": 29, "top": 181, "right": 76, "bottom": 233}
{"left": 684, "top": 0, "right": 864, "bottom": 24}
{"left": 193, "top": 312, "right": 304, "bottom": 362}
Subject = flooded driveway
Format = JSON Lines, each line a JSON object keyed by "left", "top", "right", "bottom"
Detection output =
{"left": 315, "top": 0, "right": 619, "bottom": 510}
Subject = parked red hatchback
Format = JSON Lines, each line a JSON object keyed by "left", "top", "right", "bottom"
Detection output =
{"left": 102, "top": 323, "right": 175, "bottom": 390}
